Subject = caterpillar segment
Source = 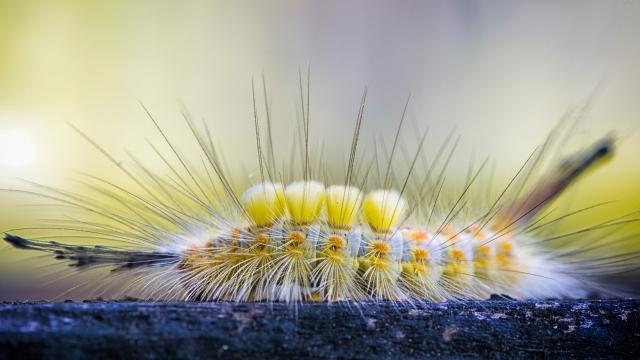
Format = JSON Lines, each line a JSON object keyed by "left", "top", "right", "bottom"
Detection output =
{"left": 312, "top": 185, "right": 365, "bottom": 301}
{"left": 2, "top": 134, "right": 627, "bottom": 303}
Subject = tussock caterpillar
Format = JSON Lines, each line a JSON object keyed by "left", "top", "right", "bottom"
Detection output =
{"left": 2, "top": 78, "right": 638, "bottom": 304}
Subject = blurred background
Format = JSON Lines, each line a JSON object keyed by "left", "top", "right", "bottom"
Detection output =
{"left": 1, "top": 0, "right": 639, "bottom": 300}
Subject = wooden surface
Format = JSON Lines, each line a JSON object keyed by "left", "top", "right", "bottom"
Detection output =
{"left": 0, "top": 300, "right": 638, "bottom": 359}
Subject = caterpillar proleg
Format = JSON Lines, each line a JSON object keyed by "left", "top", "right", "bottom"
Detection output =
{"left": 2, "top": 81, "right": 638, "bottom": 304}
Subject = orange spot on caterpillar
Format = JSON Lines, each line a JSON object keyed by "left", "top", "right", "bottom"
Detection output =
{"left": 466, "top": 223, "right": 487, "bottom": 239}
{"left": 443, "top": 225, "right": 460, "bottom": 240}
{"left": 476, "top": 244, "right": 491, "bottom": 257}
{"left": 406, "top": 230, "right": 430, "bottom": 243}
{"left": 370, "top": 240, "right": 391, "bottom": 256}
{"left": 288, "top": 230, "right": 306, "bottom": 245}
{"left": 255, "top": 233, "right": 270, "bottom": 245}
{"left": 498, "top": 241, "right": 514, "bottom": 256}
{"left": 411, "top": 247, "right": 430, "bottom": 261}
{"left": 449, "top": 248, "right": 466, "bottom": 262}
{"left": 327, "top": 234, "right": 347, "bottom": 248}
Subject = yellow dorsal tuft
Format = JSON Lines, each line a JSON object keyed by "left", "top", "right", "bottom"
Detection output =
{"left": 285, "top": 181, "right": 326, "bottom": 225}
{"left": 325, "top": 185, "right": 362, "bottom": 229}
{"left": 362, "top": 189, "right": 406, "bottom": 233}
{"left": 241, "top": 182, "right": 287, "bottom": 227}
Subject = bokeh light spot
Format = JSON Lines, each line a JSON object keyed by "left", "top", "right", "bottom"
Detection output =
{"left": 0, "top": 128, "right": 37, "bottom": 169}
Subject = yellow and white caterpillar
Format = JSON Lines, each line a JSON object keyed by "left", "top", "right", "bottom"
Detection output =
{"left": 2, "top": 84, "right": 638, "bottom": 303}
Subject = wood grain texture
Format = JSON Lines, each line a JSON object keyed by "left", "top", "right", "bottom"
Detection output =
{"left": 0, "top": 300, "right": 638, "bottom": 359}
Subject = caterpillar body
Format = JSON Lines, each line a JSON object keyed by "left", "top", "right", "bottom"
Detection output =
{"left": 2, "top": 86, "right": 637, "bottom": 304}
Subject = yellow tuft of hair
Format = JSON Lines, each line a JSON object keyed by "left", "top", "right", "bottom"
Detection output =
{"left": 325, "top": 185, "right": 362, "bottom": 229}
{"left": 362, "top": 189, "right": 406, "bottom": 233}
{"left": 284, "top": 181, "right": 326, "bottom": 225}
{"left": 241, "top": 182, "right": 287, "bottom": 227}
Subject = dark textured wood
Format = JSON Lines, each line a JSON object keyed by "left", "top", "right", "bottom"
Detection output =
{"left": 0, "top": 300, "right": 638, "bottom": 359}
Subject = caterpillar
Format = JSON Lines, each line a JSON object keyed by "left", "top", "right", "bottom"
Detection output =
{"left": 2, "top": 81, "right": 638, "bottom": 304}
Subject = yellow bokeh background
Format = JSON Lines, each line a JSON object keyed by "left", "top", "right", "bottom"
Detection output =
{"left": 1, "top": 0, "right": 639, "bottom": 299}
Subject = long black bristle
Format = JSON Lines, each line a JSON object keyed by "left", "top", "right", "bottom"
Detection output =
{"left": 3, "top": 234, "right": 32, "bottom": 249}
{"left": 3, "top": 233, "right": 178, "bottom": 270}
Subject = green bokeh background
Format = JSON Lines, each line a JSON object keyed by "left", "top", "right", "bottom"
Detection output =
{"left": 1, "top": 0, "right": 639, "bottom": 300}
